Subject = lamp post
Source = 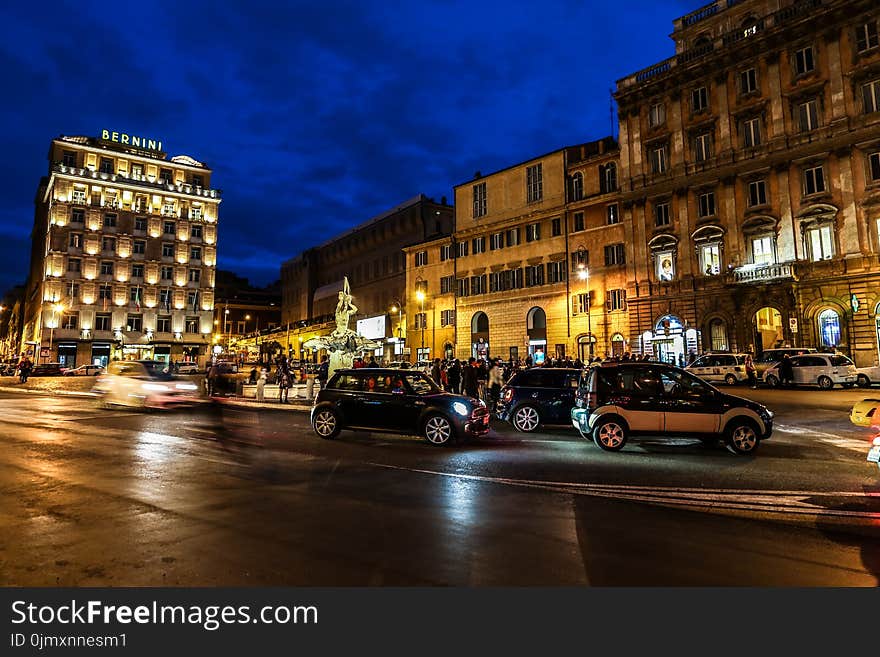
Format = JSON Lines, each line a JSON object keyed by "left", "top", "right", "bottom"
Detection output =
{"left": 415, "top": 289, "right": 426, "bottom": 358}
{"left": 577, "top": 265, "right": 591, "bottom": 360}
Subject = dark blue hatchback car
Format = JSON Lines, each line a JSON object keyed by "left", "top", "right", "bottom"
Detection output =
{"left": 497, "top": 368, "right": 581, "bottom": 432}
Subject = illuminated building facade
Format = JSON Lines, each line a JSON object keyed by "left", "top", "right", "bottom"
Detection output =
{"left": 21, "top": 133, "right": 221, "bottom": 367}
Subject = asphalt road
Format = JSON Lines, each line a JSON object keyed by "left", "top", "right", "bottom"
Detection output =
{"left": 0, "top": 386, "right": 878, "bottom": 586}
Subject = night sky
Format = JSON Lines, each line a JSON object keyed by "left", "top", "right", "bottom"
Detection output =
{"left": 1, "top": 0, "right": 695, "bottom": 294}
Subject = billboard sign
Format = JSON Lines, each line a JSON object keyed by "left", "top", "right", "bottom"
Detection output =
{"left": 357, "top": 315, "right": 386, "bottom": 340}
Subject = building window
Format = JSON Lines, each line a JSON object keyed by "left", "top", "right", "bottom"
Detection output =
{"left": 62, "top": 150, "right": 76, "bottom": 166}
{"left": 69, "top": 233, "right": 82, "bottom": 248}
{"left": 806, "top": 224, "right": 834, "bottom": 261}
{"left": 414, "top": 280, "right": 428, "bottom": 296}
{"left": 547, "top": 260, "right": 567, "bottom": 283}
{"left": 794, "top": 45, "right": 815, "bottom": 75}
{"left": 470, "top": 275, "right": 487, "bottom": 295}
{"left": 105, "top": 192, "right": 119, "bottom": 209}
{"left": 803, "top": 164, "right": 826, "bottom": 196}
{"left": 752, "top": 235, "right": 775, "bottom": 265}
{"left": 863, "top": 79, "right": 880, "bottom": 114}
{"left": 573, "top": 212, "right": 585, "bottom": 232}
{"left": 471, "top": 236, "right": 486, "bottom": 254}
{"left": 60, "top": 312, "right": 78, "bottom": 330}
{"left": 159, "top": 289, "right": 172, "bottom": 306}
{"left": 525, "top": 223, "right": 541, "bottom": 242}
{"left": 709, "top": 319, "right": 728, "bottom": 351}
{"left": 191, "top": 224, "right": 203, "bottom": 239}
{"left": 102, "top": 236, "right": 116, "bottom": 253}
{"left": 457, "top": 241, "right": 469, "bottom": 258}
{"left": 606, "top": 289, "right": 626, "bottom": 312}
{"left": 600, "top": 163, "right": 617, "bottom": 193}
{"left": 748, "top": 180, "right": 767, "bottom": 207}
{"left": 157, "top": 316, "right": 171, "bottom": 333}
{"left": 650, "top": 145, "right": 667, "bottom": 174}
{"left": 742, "top": 117, "right": 762, "bottom": 148}
{"left": 440, "top": 275, "right": 455, "bottom": 294}
{"left": 134, "top": 217, "right": 148, "bottom": 232}
{"left": 415, "top": 251, "right": 428, "bottom": 267}
{"left": 103, "top": 213, "right": 117, "bottom": 228}
{"left": 192, "top": 174, "right": 204, "bottom": 188}
{"left": 572, "top": 293, "right": 591, "bottom": 315}
{"left": 440, "top": 310, "right": 455, "bottom": 327}
{"left": 657, "top": 251, "right": 675, "bottom": 281}
{"left": 440, "top": 244, "right": 452, "bottom": 261}
{"left": 413, "top": 313, "right": 427, "bottom": 329}
{"left": 691, "top": 86, "right": 709, "bottom": 112}
{"left": 490, "top": 232, "right": 505, "bottom": 250}
{"left": 700, "top": 243, "right": 721, "bottom": 275}
{"left": 188, "top": 268, "right": 201, "bottom": 283}
{"left": 870, "top": 152, "right": 880, "bottom": 182}
{"left": 571, "top": 172, "right": 584, "bottom": 201}
{"left": 740, "top": 68, "right": 758, "bottom": 94}
{"left": 131, "top": 264, "right": 144, "bottom": 279}
{"left": 817, "top": 309, "right": 841, "bottom": 348}
{"left": 649, "top": 102, "right": 666, "bottom": 127}
{"left": 655, "top": 202, "right": 671, "bottom": 226}
{"left": 129, "top": 286, "right": 142, "bottom": 303}
{"left": 163, "top": 220, "right": 176, "bottom": 235}
{"left": 159, "top": 169, "right": 173, "bottom": 184}
{"left": 71, "top": 208, "right": 85, "bottom": 223}
{"left": 185, "top": 317, "right": 199, "bottom": 333}
{"left": 551, "top": 217, "right": 562, "bottom": 236}
{"left": 99, "top": 157, "right": 113, "bottom": 174}
{"left": 133, "top": 240, "right": 146, "bottom": 254}
{"left": 506, "top": 227, "right": 521, "bottom": 247}
{"left": 525, "top": 264, "right": 545, "bottom": 287}
{"left": 698, "top": 191, "right": 716, "bottom": 218}
{"left": 510, "top": 268, "right": 524, "bottom": 289}
{"left": 571, "top": 249, "right": 589, "bottom": 272}
{"left": 456, "top": 278, "right": 470, "bottom": 297}
{"left": 161, "top": 265, "right": 174, "bottom": 281}
{"left": 95, "top": 313, "right": 111, "bottom": 331}
{"left": 190, "top": 206, "right": 202, "bottom": 220}
{"left": 856, "top": 19, "right": 879, "bottom": 53}
{"left": 526, "top": 163, "right": 543, "bottom": 203}
{"left": 606, "top": 204, "right": 619, "bottom": 225}
{"left": 472, "top": 182, "right": 487, "bottom": 218}
{"left": 127, "top": 314, "right": 143, "bottom": 332}
{"left": 98, "top": 284, "right": 112, "bottom": 300}
{"left": 694, "top": 133, "right": 712, "bottom": 162}
{"left": 162, "top": 243, "right": 174, "bottom": 258}
{"left": 797, "top": 99, "right": 819, "bottom": 132}
{"left": 100, "top": 261, "right": 114, "bottom": 276}
{"left": 604, "top": 243, "right": 626, "bottom": 266}
{"left": 68, "top": 257, "right": 81, "bottom": 273}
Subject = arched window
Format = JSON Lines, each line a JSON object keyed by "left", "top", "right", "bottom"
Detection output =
{"left": 709, "top": 318, "right": 728, "bottom": 351}
{"left": 817, "top": 309, "right": 841, "bottom": 348}
{"left": 571, "top": 172, "right": 584, "bottom": 201}
{"left": 600, "top": 163, "right": 617, "bottom": 194}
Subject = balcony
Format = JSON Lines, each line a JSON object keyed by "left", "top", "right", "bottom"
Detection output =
{"left": 732, "top": 262, "right": 795, "bottom": 283}
{"left": 52, "top": 163, "right": 222, "bottom": 200}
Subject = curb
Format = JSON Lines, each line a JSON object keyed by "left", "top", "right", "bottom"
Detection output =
{"left": 0, "top": 386, "right": 98, "bottom": 398}
{"left": 217, "top": 397, "right": 312, "bottom": 413}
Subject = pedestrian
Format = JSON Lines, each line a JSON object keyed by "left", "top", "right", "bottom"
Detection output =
{"left": 488, "top": 359, "right": 504, "bottom": 411}
{"left": 317, "top": 356, "right": 329, "bottom": 389}
{"left": 17, "top": 356, "right": 32, "bottom": 383}
{"left": 207, "top": 362, "right": 220, "bottom": 396}
{"left": 255, "top": 368, "right": 267, "bottom": 402}
{"left": 477, "top": 359, "right": 488, "bottom": 401}
{"left": 779, "top": 353, "right": 794, "bottom": 387}
{"left": 248, "top": 366, "right": 258, "bottom": 384}
{"left": 745, "top": 354, "right": 757, "bottom": 389}
{"left": 431, "top": 358, "right": 442, "bottom": 385}
{"left": 204, "top": 362, "right": 213, "bottom": 396}
{"left": 447, "top": 359, "right": 462, "bottom": 394}
{"left": 278, "top": 365, "right": 291, "bottom": 403}
{"left": 366, "top": 356, "right": 379, "bottom": 368}
{"left": 462, "top": 357, "right": 479, "bottom": 398}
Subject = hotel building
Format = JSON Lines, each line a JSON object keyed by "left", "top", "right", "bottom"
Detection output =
{"left": 21, "top": 132, "right": 220, "bottom": 367}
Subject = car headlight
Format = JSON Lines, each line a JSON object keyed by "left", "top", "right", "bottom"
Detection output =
{"left": 142, "top": 383, "right": 170, "bottom": 392}
{"left": 453, "top": 401, "right": 469, "bottom": 417}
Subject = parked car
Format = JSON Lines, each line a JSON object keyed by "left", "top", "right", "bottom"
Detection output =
{"left": 175, "top": 362, "right": 200, "bottom": 374}
{"left": 764, "top": 353, "right": 858, "bottom": 389}
{"left": 850, "top": 398, "right": 880, "bottom": 428}
{"left": 30, "top": 362, "right": 67, "bottom": 376}
{"left": 855, "top": 365, "right": 880, "bottom": 388}
{"left": 497, "top": 368, "right": 581, "bottom": 432}
{"left": 685, "top": 353, "right": 749, "bottom": 386}
{"left": 93, "top": 360, "right": 204, "bottom": 409}
{"left": 754, "top": 347, "right": 817, "bottom": 381}
{"left": 310, "top": 368, "right": 490, "bottom": 446}
{"left": 63, "top": 364, "right": 105, "bottom": 376}
{"left": 571, "top": 361, "right": 773, "bottom": 455}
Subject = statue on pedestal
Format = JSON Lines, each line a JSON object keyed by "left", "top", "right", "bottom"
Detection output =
{"left": 303, "top": 277, "right": 383, "bottom": 377}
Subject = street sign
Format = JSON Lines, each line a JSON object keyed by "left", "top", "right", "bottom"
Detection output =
{"left": 40, "top": 347, "right": 49, "bottom": 358}
{"left": 789, "top": 317, "right": 798, "bottom": 333}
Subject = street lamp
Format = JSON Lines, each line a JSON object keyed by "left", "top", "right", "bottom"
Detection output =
{"left": 415, "top": 289, "right": 426, "bottom": 357}
{"left": 577, "top": 265, "right": 591, "bottom": 360}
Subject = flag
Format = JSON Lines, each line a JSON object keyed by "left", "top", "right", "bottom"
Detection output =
{"left": 102, "top": 288, "right": 109, "bottom": 312}
{"left": 134, "top": 286, "right": 141, "bottom": 312}
{"left": 164, "top": 288, "right": 171, "bottom": 312}
{"left": 192, "top": 290, "right": 199, "bottom": 312}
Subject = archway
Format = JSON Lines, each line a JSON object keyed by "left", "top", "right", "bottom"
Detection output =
{"left": 611, "top": 333, "right": 625, "bottom": 356}
{"left": 875, "top": 302, "right": 880, "bottom": 364}
{"left": 652, "top": 314, "right": 689, "bottom": 366}
{"left": 443, "top": 342, "right": 454, "bottom": 360}
{"left": 754, "top": 307, "right": 782, "bottom": 355}
{"left": 526, "top": 307, "right": 547, "bottom": 364}
{"left": 708, "top": 318, "right": 729, "bottom": 352}
{"left": 471, "top": 312, "right": 489, "bottom": 359}
{"left": 817, "top": 308, "right": 841, "bottom": 349}
{"left": 577, "top": 334, "right": 596, "bottom": 362}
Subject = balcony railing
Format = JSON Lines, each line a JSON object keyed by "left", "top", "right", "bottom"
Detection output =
{"left": 732, "top": 262, "right": 795, "bottom": 283}
{"left": 52, "top": 164, "right": 222, "bottom": 199}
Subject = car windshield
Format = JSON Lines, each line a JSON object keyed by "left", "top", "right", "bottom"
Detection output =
{"left": 404, "top": 373, "right": 440, "bottom": 395}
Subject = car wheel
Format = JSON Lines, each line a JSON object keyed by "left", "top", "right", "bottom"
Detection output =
{"left": 423, "top": 414, "right": 455, "bottom": 446}
{"left": 512, "top": 405, "right": 541, "bottom": 433}
{"left": 725, "top": 419, "right": 760, "bottom": 455}
{"left": 592, "top": 417, "right": 627, "bottom": 451}
{"left": 765, "top": 374, "right": 780, "bottom": 388}
{"left": 312, "top": 408, "right": 341, "bottom": 439}
{"left": 857, "top": 374, "right": 871, "bottom": 388}
{"left": 817, "top": 375, "right": 834, "bottom": 390}
{"left": 724, "top": 374, "right": 737, "bottom": 386}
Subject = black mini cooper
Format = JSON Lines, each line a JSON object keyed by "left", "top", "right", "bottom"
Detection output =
{"left": 310, "top": 368, "right": 490, "bottom": 446}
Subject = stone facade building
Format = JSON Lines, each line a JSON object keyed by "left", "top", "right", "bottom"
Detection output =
{"left": 614, "top": 0, "right": 880, "bottom": 366}
{"left": 21, "top": 133, "right": 220, "bottom": 368}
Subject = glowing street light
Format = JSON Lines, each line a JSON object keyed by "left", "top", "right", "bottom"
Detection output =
{"left": 577, "top": 265, "right": 591, "bottom": 360}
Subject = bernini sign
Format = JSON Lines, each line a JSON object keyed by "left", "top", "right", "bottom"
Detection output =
{"left": 100, "top": 129, "right": 163, "bottom": 152}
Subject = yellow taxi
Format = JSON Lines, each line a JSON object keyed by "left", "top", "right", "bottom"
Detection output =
{"left": 850, "top": 398, "right": 880, "bottom": 427}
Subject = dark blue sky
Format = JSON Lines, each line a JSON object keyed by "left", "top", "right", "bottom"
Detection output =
{"left": 1, "top": 0, "right": 695, "bottom": 294}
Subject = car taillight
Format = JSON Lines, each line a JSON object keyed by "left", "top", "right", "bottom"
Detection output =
{"left": 502, "top": 388, "right": 513, "bottom": 402}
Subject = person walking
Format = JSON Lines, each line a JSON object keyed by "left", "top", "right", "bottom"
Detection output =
{"left": 430, "top": 358, "right": 442, "bottom": 386}
{"left": 778, "top": 353, "right": 794, "bottom": 387}
{"left": 447, "top": 359, "right": 462, "bottom": 394}
{"left": 462, "top": 357, "right": 479, "bottom": 398}
{"left": 317, "top": 356, "right": 329, "bottom": 389}
{"left": 17, "top": 356, "right": 32, "bottom": 383}
{"left": 745, "top": 354, "right": 757, "bottom": 389}
{"left": 488, "top": 359, "right": 504, "bottom": 412}
{"left": 277, "top": 365, "right": 291, "bottom": 403}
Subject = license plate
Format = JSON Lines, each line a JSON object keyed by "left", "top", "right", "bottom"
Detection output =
{"left": 869, "top": 446, "right": 880, "bottom": 463}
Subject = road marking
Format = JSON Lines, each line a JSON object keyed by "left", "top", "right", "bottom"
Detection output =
{"left": 775, "top": 423, "right": 870, "bottom": 454}
{"left": 370, "top": 463, "right": 880, "bottom": 521}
